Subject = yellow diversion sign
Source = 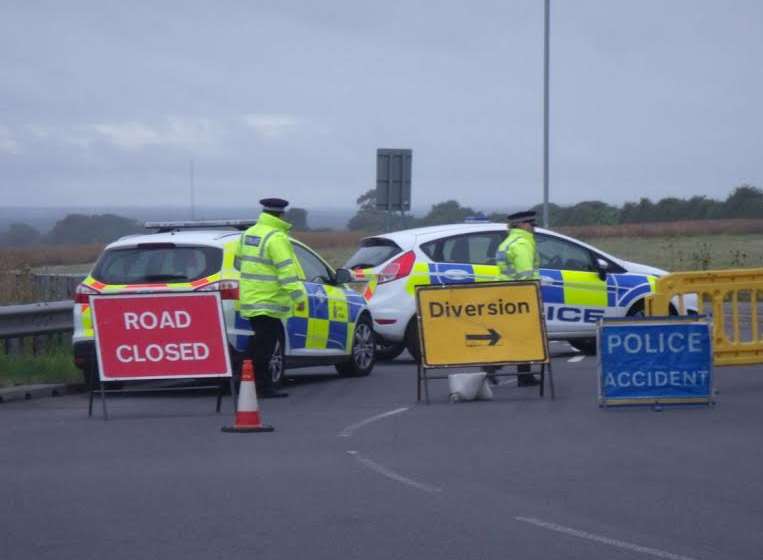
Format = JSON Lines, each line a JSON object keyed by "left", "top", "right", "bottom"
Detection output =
{"left": 416, "top": 281, "right": 549, "bottom": 368}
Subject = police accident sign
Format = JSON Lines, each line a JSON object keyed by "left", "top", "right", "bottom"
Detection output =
{"left": 416, "top": 281, "right": 548, "bottom": 368}
{"left": 91, "top": 293, "right": 232, "bottom": 381}
{"left": 598, "top": 318, "right": 713, "bottom": 405}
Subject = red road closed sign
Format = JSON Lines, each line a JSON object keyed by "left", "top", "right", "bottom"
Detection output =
{"left": 91, "top": 293, "right": 232, "bottom": 381}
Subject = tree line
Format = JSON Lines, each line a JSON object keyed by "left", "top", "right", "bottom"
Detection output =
{"left": 347, "top": 185, "right": 763, "bottom": 231}
{"left": 0, "top": 208, "right": 311, "bottom": 247}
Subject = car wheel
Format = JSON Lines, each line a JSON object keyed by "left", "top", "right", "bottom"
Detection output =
{"left": 405, "top": 318, "right": 421, "bottom": 363}
{"left": 375, "top": 336, "right": 406, "bottom": 361}
{"left": 336, "top": 315, "right": 376, "bottom": 377}
{"left": 569, "top": 339, "right": 597, "bottom": 355}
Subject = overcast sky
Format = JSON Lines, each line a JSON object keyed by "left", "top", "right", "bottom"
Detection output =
{"left": 1, "top": 0, "right": 761, "bottom": 211}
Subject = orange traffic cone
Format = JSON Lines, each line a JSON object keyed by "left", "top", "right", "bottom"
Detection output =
{"left": 222, "top": 360, "right": 274, "bottom": 433}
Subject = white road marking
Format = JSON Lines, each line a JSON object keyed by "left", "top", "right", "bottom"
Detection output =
{"left": 568, "top": 355, "right": 586, "bottom": 363}
{"left": 347, "top": 451, "right": 442, "bottom": 494}
{"left": 515, "top": 517, "right": 699, "bottom": 560}
{"left": 338, "top": 407, "right": 409, "bottom": 437}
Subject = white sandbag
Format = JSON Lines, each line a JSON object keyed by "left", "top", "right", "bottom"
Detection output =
{"left": 448, "top": 372, "right": 488, "bottom": 402}
{"left": 476, "top": 377, "right": 494, "bottom": 400}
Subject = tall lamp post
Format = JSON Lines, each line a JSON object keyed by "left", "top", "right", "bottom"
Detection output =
{"left": 542, "top": 0, "right": 550, "bottom": 228}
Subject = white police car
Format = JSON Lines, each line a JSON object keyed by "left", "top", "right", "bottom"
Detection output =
{"left": 73, "top": 220, "right": 375, "bottom": 386}
{"left": 342, "top": 222, "right": 693, "bottom": 359}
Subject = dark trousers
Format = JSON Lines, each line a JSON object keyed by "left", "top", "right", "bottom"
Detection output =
{"left": 248, "top": 316, "right": 281, "bottom": 391}
{"left": 517, "top": 363, "right": 533, "bottom": 383}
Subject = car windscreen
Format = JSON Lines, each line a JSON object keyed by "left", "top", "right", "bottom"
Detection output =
{"left": 344, "top": 238, "right": 402, "bottom": 269}
{"left": 91, "top": 244, "right": 223, "bottom": 284}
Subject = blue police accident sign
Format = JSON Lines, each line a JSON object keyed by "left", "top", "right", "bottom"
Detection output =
{"left": 598, "top": 319, "right": 713, "bottom": 405}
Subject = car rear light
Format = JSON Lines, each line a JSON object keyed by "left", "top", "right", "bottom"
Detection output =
{"left": 74, "top": 283, "right": 100, "bottom": 304}
{"left": 195, "top": 280, "right": 240, "bottom": 300}
{"left": 374, "top": 318, "right": 397, "bottom": 325}
{"left": 378, "top": 251, "right": 416, "bottom": 284}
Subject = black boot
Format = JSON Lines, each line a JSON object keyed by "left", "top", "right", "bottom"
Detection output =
{"left": 517, "top": 374, "right": 540, "bottom": 387}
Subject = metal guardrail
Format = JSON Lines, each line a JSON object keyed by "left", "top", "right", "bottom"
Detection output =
{"left": 646, "top": 269, "right": 763, "bottom": 366}
{"left": 0, "top": 300, "right": 74, "bottom": 340}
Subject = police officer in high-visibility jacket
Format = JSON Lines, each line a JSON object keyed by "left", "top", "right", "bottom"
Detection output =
{"left": 497, "top": 210, "right": 541, "bottom": 386}
{"left": 236, "top": 198, "right": 306, "bottom": 398}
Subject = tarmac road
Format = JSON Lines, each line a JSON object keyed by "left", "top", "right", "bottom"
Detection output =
{"left": 2, "top": 345, "right": 762, "bottom": 560}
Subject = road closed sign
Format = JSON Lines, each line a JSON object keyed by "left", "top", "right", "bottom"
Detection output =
{"left": 91, "top": 293, "right": 232, "bottom": 381}
{"left": 416, "top": 282, "right": 548, "bottom": 368}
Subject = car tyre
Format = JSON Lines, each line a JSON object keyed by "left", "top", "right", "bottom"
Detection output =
{"left": 405, "top": 318, "right": 421, "bottom": 363}
{"left": 375, "top": 336, "right": 406, "bottom": 361}
{"left": 569, "top": 339, "right": 597, "bottom": 356}
{"left": 336, "top": 315, "right": 376, "bottom": 377}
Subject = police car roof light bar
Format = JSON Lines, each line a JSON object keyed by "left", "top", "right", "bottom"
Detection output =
{"left": 144, "top": 220, "right": 257, "bottom": 232}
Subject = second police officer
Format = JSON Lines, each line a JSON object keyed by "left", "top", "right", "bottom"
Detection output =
{"left": 497, "top": 210, "right": 541, "bottom": 386}
{"left": 236, "top": 198, "right": 307, "bottom": 398}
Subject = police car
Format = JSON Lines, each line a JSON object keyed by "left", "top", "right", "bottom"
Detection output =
{"left": 343, "top": 222, "right": 694, "bottom": 360}
{"left": 73, "top": 220, "right": 375, "bottom": 386}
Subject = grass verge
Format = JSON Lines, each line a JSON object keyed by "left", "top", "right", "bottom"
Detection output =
{"left": 0, "top": 342, "right": 81, "bottom": 388}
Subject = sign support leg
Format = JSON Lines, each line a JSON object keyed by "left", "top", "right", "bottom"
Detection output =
{"left": 416, "top": 363, "right": 421, "bottom": 402}
{"left": 216, "top": 380, "right": 224, "bottom": 413}
{"left": 100, "top": 381, "right": 109, "bottom": 421}
{"left": 230, "top": 377, "right": 238, "bottom": 411}
{"left": 539, "top": 364, "right": 545, "bottom": 398}
{"left": 88, "top": 370, "right": 96, "bottom": 417}
{"left": 547, "top": 362, "right": 555, "bottom": 400}
{"left": 423, "top": 366, "right": 431, "bottom": 405}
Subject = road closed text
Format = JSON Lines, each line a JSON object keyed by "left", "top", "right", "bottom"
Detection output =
{"left": 116, "top": 342, "right": 210, "bottom": 363}
{"left": 116, "top": 310, "right": 209, "bottom": 363}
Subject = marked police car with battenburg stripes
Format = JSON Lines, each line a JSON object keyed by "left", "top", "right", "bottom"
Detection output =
{"left": 72, "top": 220, "right": 375, "bottom": 387}
{"left": 343, "top": 222, "right": 696, "bottom": 359}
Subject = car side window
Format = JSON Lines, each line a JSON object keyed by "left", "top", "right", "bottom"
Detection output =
{"left": 421, "top": 232, "right": 505, "bottom": 265}
{"left": 536, "top": 234, "right": 596, "bottom": 272}
{"left": 292, "top": 243, "right": 333, "bottom": 283}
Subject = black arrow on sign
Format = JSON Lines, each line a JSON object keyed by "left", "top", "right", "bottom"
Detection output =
{"left": 465, "top": 328, "right": 502, "bottom": 346}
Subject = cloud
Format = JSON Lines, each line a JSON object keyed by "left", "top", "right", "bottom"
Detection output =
{"left": 0, "top": 126, "right": 20, "bottom": 154}
{"left": 88, "top": 117, "right": 223, "bottom": 151}
{"left": 242, "top": 114, "right": 301, "bottom": 139}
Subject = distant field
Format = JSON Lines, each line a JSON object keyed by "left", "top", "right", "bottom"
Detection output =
{"left": 2, "top": 223, "right": 763, "bottom": 304}
{"left": 578, "top": 234, "right": 763, "bottom": 271}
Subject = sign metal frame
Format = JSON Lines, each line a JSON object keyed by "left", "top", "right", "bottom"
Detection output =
{"left": 88, "top": 291, "right": 235, "bottom": 420}
{"left": 414, "top": 281, "right": 554, "bottom": 403}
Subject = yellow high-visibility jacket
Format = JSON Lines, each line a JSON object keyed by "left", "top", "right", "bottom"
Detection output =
{"left": 496, "top": 228, "right": 539, "bottom": 280}
{"left": 236, "top": 213, "right": 306, "bottom": 318}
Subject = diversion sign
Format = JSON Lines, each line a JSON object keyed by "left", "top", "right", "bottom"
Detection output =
{"left": 598, "top": 318, "right": 713, "bottom": 406}
{"left": 416, "top": 281, "right": 548, "bottom": 368}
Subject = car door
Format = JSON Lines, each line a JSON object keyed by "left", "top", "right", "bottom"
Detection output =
{"left": 289, "top": 243, "right": 351, "bottom": 356}
{"left": 535, "top": 233, "right": 608, "bottom": 335}
{"left": 419, "top": 231, "right": 505, "bottom": 284}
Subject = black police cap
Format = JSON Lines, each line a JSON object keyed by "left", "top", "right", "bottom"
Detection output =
{"left": 260, "top": 198, "right": 289, "bottom": 213}
{"left": 507, "top": 210, "right": 537, "bottom": 226}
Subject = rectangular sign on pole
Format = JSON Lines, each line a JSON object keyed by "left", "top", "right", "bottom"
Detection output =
{"left": 416, "top": 282, "right": 549, "bottom": 368}
{"left": 598, "top": 318, "right": 713, "bottom": 406}
{"left": 376, "top": 148, "right": 412, "bottom": 211}
{"left": 91, "top": 292, "right": 232, "bottom": 381}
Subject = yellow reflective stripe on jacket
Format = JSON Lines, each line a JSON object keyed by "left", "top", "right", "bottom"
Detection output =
{"left": 497, "top": 229, "right": 539, "bottom": 280}
{"left": 237, "top": 213, "right": 306, "bottom": 318}
{"left": 560, "top": 271, "right": 607, "bottom": 306}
